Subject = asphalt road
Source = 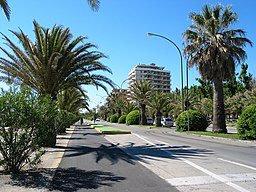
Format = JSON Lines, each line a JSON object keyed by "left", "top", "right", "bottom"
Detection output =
{"left": 51, "top": 125, "right": 178, "bottom": 192}
{"left": 100, "top": 122, "right": 256, "bottom": 192}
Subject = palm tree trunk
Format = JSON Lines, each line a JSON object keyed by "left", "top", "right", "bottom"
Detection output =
{"left": 155, "top": 110, "right": 162, "bottom": 127}
{"left": 140, "top": 103, "right": 147, "bottom": 125}
{"left": 212, "top": 79, "right": 227, "bottom": 133}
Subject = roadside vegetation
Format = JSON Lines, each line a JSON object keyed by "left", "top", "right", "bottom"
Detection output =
{"left": 93, "top": 4, "right": 256, "bottom": 142}
{"left": 0, "top": 2, "right": 256, "bottom": 173}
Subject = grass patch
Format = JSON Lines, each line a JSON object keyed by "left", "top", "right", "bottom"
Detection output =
{"left": 95, "top": 126, "right": 131, "bottom": 134}
{"left": 186, "top": 131, "right": 240, "bottom": 140}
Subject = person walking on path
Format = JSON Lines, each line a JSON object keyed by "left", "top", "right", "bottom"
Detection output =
{"left": 80, "top": 117, "right": 83, "bottom": 125}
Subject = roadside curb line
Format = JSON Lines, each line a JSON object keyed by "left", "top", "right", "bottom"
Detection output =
{"left": 40, "top": 125, "right": 76, "bottom": 169}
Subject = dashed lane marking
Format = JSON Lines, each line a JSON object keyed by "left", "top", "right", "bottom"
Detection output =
{"left": 218, "top": 158, "right": 256, "bottom": 171}
{"left": 133, "top": 133, "right": 250, "bottom": 192}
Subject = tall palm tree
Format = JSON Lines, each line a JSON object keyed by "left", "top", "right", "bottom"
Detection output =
{"left": 183, "top": 4, "right": 252, "bottom": 133}
{"left": 0, "top": 0, "right": 10, "bottom": 20}
{"left": 147, "top": 92, "right": 169, "bottom": 127}
{"left": 0, "top": 20, "right": 114, "bottom": 100}
{"left": 130, "top": 80, "right": 153, "bottom": 125}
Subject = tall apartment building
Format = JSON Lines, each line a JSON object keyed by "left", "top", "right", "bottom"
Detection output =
{"left": 128, "top": 63, "right": 171, "bottom": 98}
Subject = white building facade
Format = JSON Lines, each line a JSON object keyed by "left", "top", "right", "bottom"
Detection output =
{"left": 128, "top": 63, "right": 171, "bottom": 99}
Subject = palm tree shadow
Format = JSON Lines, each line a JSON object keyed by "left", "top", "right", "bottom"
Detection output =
{"left": 62, "top": 143, "right": 135, "bottom": 165}
{"left": 51, "top": 167, "right": 125, "bottom": 191}
{"left": 7, "top": 167, "right": 125, "bottom": 191}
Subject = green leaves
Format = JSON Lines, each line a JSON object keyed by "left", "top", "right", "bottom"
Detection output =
{"left": 0, "top": 21, "right": 114, "bottom": 100}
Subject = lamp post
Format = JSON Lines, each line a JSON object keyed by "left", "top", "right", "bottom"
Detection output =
{"left": 147, "top": 32, "right": 184, "bottom": 111}
{"left": 120, "top": 78, "right": 129, "bottom": 90}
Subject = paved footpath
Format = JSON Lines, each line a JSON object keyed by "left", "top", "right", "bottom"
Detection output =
{"left": 51, "top": 125, "right": 178, "bottom": 192}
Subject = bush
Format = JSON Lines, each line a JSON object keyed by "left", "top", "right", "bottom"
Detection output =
{"left": 118, "top": 115, "right": 127, "bottom": 124}
{"left": 126, "top": 110, "right": 140, "bottom": 125}
{"left": 176, "top": 110, "right": 208, "bottom": 132}
{"left": 110, "top": 114, "right": 119, "bottom": 123}
{"left": 237, "top": 104, "right": 256, "bottom": 140}
{"left": 56, "top": 110, "right": 80, "bottom": 133}
{"left": 36, "top": 95, "right": 58, "bottom": 147}
{"left": 0, "top": 88, "right": 46, "bottom": 173}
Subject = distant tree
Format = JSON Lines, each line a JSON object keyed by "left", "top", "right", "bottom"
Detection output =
{"left": 130, "top": 80, "right": 153, "bottom": 125}
{"left": 238, "top": 63, "right": 253, "bottom": 91}
{"left": 196, "top": 78, "right": 213, "bottom": 99}
{"left": 147, "top": 92, "right": 169, "bottom": 126}
{"left": 183, "top": 4, "right": 252, "bottom": 133}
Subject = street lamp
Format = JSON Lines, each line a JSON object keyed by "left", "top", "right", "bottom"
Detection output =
{"left": 147, "top": 32, "right": 184, "bottom": 111}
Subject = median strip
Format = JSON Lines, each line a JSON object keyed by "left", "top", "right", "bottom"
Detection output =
{"left": 92, "top": 124, "right": 131, "bottom": 134}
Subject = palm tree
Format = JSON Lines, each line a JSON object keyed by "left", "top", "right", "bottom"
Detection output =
{"left": 87, "top": 0, "right": 100, "bottom": 11}
{"left": 130, "top": 80, "right": 153, "bottom": 125}
{"left": 0, "top": 20, "right": 114, "bottom": 100}
{"left": 147, "top": 92, "right": 169, "bottom": 127}
{"left": 0, "top": 0, "right": 10, "bottom": 20}
{"left": 58, "top": 87, "right": 89, "bottom": 114}
{"left": 0, "top": 0, "right": 99, "bottom": 21}
{"left": 183, "top": 4, "right": 252, "bottom": 133}
{"left": 106, "top": 93, "right": 124, "bottom": 117}
{"left": 123, "top": 100, "right": 138, "bottom": 115}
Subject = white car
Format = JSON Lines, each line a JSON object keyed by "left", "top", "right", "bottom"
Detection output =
{"left": 161, "top": 118, "right": 174, "bottom": 127}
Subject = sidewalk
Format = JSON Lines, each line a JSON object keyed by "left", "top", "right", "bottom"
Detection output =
{"left": 0, "top": 125, "right": 76, "bottom": 192}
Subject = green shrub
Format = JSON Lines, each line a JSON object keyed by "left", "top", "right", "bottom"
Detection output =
{"left": 56, "top": 110, "right": 80, "bottom": 133}
{"left": 35, "top": 95, "right": 58, "bottom": 147}
{"left": 126, "top": 110, "right": 140, "bottom": 125}
{"left": 110, "top": 114, "right": 119, "bottom": 123}
{"left": 118, "top": 115, "right": 127, "bottom": 124}
{"left": 176, "top": 110, "right": 208, "bottom": 132}
{"left": 237, "top": 104, "right": 256, "bottom": 140}
{"left": 0, "top": 88, "right": 46, "bottom": 173}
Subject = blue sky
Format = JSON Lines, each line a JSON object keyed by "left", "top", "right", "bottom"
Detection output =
{"left": 0, "top": 0, "right": 255, "bottom": 109}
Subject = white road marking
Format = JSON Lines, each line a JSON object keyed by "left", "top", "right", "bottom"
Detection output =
{"left": 218, "top": 158, "right": 256, "bottom": 171}
{"left": 167, "top": 173, "right": 256, "bottom": 186}
{"left": 133, "top": 133, "right": 250, "bottom": 192}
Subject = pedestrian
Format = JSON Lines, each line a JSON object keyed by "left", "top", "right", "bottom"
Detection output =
{"left": 80, "top": 117, "right": 83, "bottom": 125}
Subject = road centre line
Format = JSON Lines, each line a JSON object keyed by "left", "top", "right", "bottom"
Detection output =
{"left": 218, "top": 158, "right": 256, "bottom": 171}
{"left": 133, "top": 133, "right": 250, "bottom": 192}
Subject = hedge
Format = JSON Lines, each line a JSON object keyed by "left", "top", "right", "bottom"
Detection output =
{"left": 176, "top": 110, "right": 208, "bottom": 132}
{"left": 237, "top": 104, "right": 256, "bottom": 140}
{"left": 126, "top": 110, "right": 140, "bottom": 125}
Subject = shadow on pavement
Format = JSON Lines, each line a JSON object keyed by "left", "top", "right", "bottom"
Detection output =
{"left": 62, "top": 143, "right": 136, "bottom": 165}
{"left": 5, "top": 167, "right": 125, "bottom": 191}
{"left": 123, "top": 142, "right": 213, "bottom": 161}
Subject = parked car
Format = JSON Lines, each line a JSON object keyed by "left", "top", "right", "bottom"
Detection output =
{"left": 161, "top": 117, "right": 174, "bottom": 127}
{"left": 146, "top": 117, "right": 153, "bottom": 125}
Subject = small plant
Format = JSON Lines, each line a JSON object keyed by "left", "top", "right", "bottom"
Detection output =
{"left": 237, "top": 104, "right": 256, "bottom": 140}
{"left": 126, "top": 110, "right": 140, "bottom": 125}
{"left": 0, "top": 88, "right": 45, "bottom": 173}
{"left": 176, "top": 110, "right": 208, "bottom": 132}
{"left": 118, "top": 115, "right": 126, "bottom": 124}
{"left": 110, "top": 114, "right": 119, "bottom": 123}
